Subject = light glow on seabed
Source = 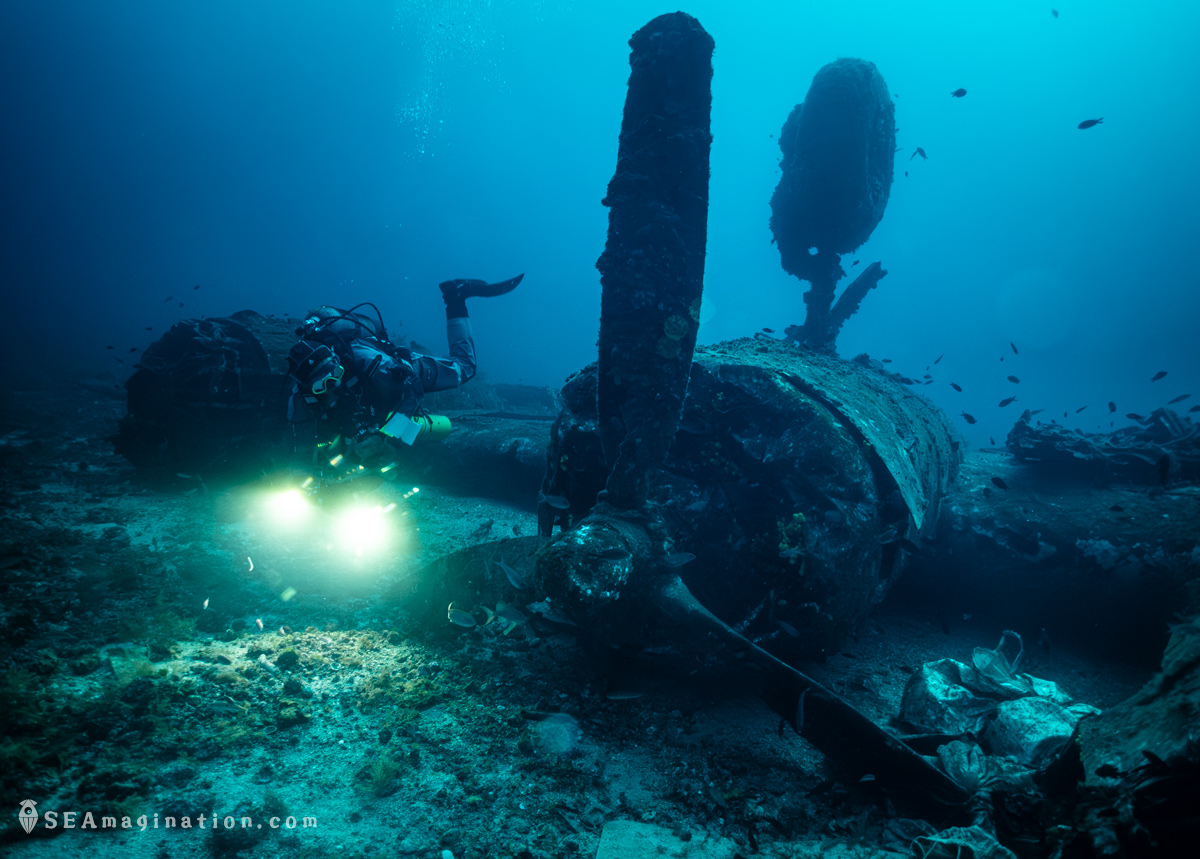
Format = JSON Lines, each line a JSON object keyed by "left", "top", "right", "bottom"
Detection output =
{"left": 265, "top": 489, "right": 313, "bottom": 527}
{"left": 336, "top": 505, "right": 393, "bottom": 556}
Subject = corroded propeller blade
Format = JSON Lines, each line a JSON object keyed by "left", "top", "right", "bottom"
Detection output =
{"left": 595, "top": 12, "right": 714, "bottom": 509}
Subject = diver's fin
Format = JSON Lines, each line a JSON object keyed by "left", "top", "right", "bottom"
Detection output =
{"left": 466, "top": 273, "right": 524, "bottom": 298}
{"left": 441, "top": 273, "right": 523, "bottom": 301}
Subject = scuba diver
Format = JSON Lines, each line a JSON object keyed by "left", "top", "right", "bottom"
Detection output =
{"left": 285, "top": 274, "right": 522, "bottom": 451}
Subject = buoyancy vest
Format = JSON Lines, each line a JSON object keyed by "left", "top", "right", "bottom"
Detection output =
{"left": 292, "top": 305, "right": 424, "bottom": 430}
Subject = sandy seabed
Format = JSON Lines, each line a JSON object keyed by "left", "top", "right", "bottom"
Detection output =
{"left": 0, "top": 374, "right": 1145, "bottom": 859}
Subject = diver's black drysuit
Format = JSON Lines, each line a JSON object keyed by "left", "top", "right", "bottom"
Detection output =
{"left": 287, "top": 309, "right": 473, "bottom": 432}
{"left": 286, "top": 275, "right": 520, "bottom": 439}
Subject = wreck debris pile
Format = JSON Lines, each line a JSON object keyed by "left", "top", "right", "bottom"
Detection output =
{"left": 1069, "top": 615, "right": 1200, "bottom": 855}
{"left": 769, "top": 59, "right": 896, "bottom": 353}
{"left": 115, "top": 311, "right": 299, "bottom": 476}
{"left": 1007, "top": 406, "right": 1200, "bottom": 484}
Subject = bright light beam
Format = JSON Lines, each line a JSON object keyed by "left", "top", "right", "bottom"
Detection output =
{"left": 265, "top": 489, "right": 314, "bottom": 528}
{"left": 336, "top": 505, "right": 392, "bottom": 556}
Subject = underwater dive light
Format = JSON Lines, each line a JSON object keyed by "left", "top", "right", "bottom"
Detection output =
{"left": 264, "top": 488, "right": 315, "bottom": 528}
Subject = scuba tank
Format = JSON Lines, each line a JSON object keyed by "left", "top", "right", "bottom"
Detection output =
{"left": 379, "top": 411, "right": 453, "bottom": 445}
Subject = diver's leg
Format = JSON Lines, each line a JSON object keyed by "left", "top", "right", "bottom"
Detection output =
{"left": 444, "top": 316, "right": 477, "bottom": 384}
{"left": 427, "top": 275, "right": 521, "bottom": 390}
{"left": 415, "top": 284, "right": 478, "bottom": 392}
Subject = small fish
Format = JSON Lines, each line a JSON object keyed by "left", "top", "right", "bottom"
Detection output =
{"left": 664, "top": 552, "right": 696, "bottom": 567}
{"left": 163, "top": 295, "right": 174, "bottom": 302}
{"left": 991, "top": 477, "right": 1008, "bottom": 490}
{"left": 605, "top": 690, "right": 645, "bottom": 701}
{"left": 1126, "top": 413, "right": 1146, "bottom": 422}
{"left": 761, "top": 327, "right": 774, "bottom": 334}
{"left": 497, "top": 556, "right": 526, "bottom": 589}
{"left": 905, "top": 171, "right": 908, "bottom": 177}
{"left": 1038, "top": 627, "right": 1053, "bottom": 653}
{"left": 1076, "top": 406, "right": 1087, "bottom": 413}
{"left": 447, "top": 607, "right": 476, "bottom": 628}
{"left": 255, "top": 618, "right": 264, "bottom": 631}
{"left": 539, "top": 492, "right": 571, "bottom": 510}
{"left": 144, "top": 326, "right": 153, "bottom": 331}
{"left": 129, "top": 347, "right": 138, "bottom": 353}
{"left": 950, "top": 382, "right": 962, "bottom": 392}
{"left": 1010, "top": 341, "right": 1019, "bottom": 355}
{"left": 910, "top": 147, "right": 928, "bottom": 161}
{"left": 203, "top": 598, "right": 210, "bottom": 610}
{"left": 934, "top": 354, "right": 943, "bottom": 365}
{"left": 1007, "top": 375, "right": 1020, "bottom": 384}
{"left": 1108, "top": 401, "right": 1117, "bottom": 413}
{"left": 961, "top": 411, "right": 977, "bottom": 424}
{"left": 106, "top": 345, "right": 114, "bottom": 350}
{"left": 999, "top": 396, "right": 1017, "bottom": 407}
{"left": 193, "top": 284, "right": 200, "bottom": 290}
{"left": 1190, "top": 405, "right": 1200, "bottom": 413}
{"left": 1051, "top": 8, "right": 1058, "bottom": 18}
{"left": 178, "top": 302, "right": 184, "bottom": 307}
{"left": 923, "top": 374, "right": 932, "bottom": 380}
{"left": 989, "top": 437, "right": 996, "bottom": 446}
{"left": 1167, "top": 394, "right": 1190, "bottom": 404}
{"left": 779, "top": 548, "right": 805, "bottom": 559}
{"left": 950, "top": 88, "right": 967, "bottom": 98}
{"left": 882, "top": 358, "right": 892, "bottom": 363}
{"left": 1109, "top": 505, "right": 1124, "bottom": 512}
{"left": 512, "top": 524, "right": 522, "bottom": 536}
{"left": 776, "top": 619, "right": 800, "bottom": 638}
{"left": 852, "top": 260, "right": 860, "bottom": 267}
{"left": 1152, "top": 371, "right": 1168, "bottom": 382}
{"left": 795, "top": 689, "right": 808, "bottom": 732}
{"left": 526, "top": 600, "right": 579, "bottom": 627}
{"left": 1077, "top": 118, "right": 1103, "bottom": 130}
{"left": 247, "top": 557, "right": 254, "bottom": 572}
{"left": 495, "top": 603, "right": 527, "bottom": 625}
{"left": 896, "top": 538, "right": 923, "bottom": 556}
{"left": 877, "top": 527, "right": 898, "bottom": 544}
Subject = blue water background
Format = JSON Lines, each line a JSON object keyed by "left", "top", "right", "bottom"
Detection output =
{"left": 2, "top": 1, "right": 1197, "bottom": 447}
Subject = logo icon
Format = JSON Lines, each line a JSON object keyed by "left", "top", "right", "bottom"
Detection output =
{"left": 18, "top": 800, "right": 38, "bottom": 834}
